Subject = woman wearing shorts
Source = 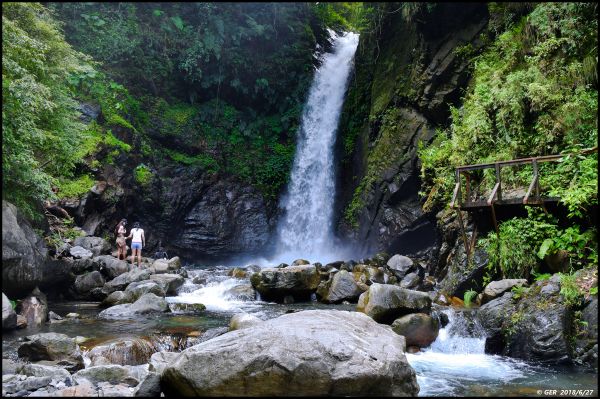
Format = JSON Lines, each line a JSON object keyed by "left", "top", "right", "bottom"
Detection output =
{"left": 127, "top": 222, "right": 145, "bottom": 269}
{"left": 115, "top": 219, "right": 127, "bottom": 260}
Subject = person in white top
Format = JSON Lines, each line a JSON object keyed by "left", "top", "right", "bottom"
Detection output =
{"left": 126, "top": 222, "right": 145, "bottom": 269}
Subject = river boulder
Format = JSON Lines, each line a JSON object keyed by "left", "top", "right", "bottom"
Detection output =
{"left": 98, "top": 293, "right": 170, "bottom": 319}
{"left": 96, "top": 255, "right": 130, "bottom": 279}
{"left": 386, "top": 255, "right": 414, "bottom": 280}
{"left": 149, "top": 273, "right": 185, "bottom": 295}
{"left": 17, "top": 287, "right": 49, "bottom": 327}
{"left": 73, "top": 236, "right": 111, "bottom": 257}
{"left": 2, "top": 201, "right": 49, "bottom": 298}
{"left": 125, "top": 280, "right": 166, "bottom": 300}
{"left": 103, "top": 268, "right": 152, "bottom": 294}
{"left": 476, "top": 278, "right": 574, "bottom": 364}
{"left": 87, "top": 337, "right": 157, "bottom": 366}
{"left": 16, "top": 363, "right": 73, "bottom": 386}
{"left": 391, "top": 313, "right": 440, "bottom": 348}
{"left": 17, "top": 332, "right": 84, "bottom": 371}
{"left": 250, "top": 265, "right": 320, "bottom": 302}
{"left": 357, "top": 283, "right": 432, "bottom": 324}
{"left": 229, "top": 313, "right": 262, "bottom": 331}
{"left": 69, "top": 245, "right": 93, "bottom": 259}
{"left": 149, "top": 351, "right": 180, "bottom": 376}
{"left": 101, "top": 290, "right": 135, "bottom": 307}
{"left": 161, "top": 310, "right": 418, "bottom": 396}
{"left": 2, "top": 292, "right": 17, "bottom": 330}
{"left": 317, "top": 270, "right": 365, "bottom": 303}
{"left": 481, "top": 279, "right": 528, "bottom": 305}
{"left": 73, "top": 270, "right": 106, "bottom": 297}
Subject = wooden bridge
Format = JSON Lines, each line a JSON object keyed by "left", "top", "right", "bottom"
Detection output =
{"left": 449, "top": 146, "right": 597, "bottom": 257}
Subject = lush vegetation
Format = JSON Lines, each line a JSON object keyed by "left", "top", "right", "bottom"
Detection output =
{"left": 2, "top": 3, "right": 91, "bottom": 219}
{"left": 417, "top": 3, "right": 598, "bottom": 277}
{"left": 4, "top": 2, "right": 358, "bottom": 218}
{"left": 46, "top": 2, "right": 355, "bottom": 201}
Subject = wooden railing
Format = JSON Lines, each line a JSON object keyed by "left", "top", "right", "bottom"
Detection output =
{"left": 449, "top": 146, "right": 597, "bottom": 258}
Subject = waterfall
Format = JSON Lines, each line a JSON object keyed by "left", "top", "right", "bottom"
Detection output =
{"left": 274, "top": 30, "right": 359, "bottom": 264}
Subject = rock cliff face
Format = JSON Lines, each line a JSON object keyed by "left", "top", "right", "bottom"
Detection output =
{"left": 2, "top": 201, "right": 49, "bottom": 298}
{"left": 335, "top": 4, "right": 489, "bottom": 262}
{"left": 60, "top": 161, "right": 273, "bottom": 261}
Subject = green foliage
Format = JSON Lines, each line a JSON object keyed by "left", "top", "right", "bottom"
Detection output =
{"left": 419, "top": 3, "right": 598, "bottom": 211}
{"left": 557, "top": 272, "right": 583, "bottom": 307}
{"left": 543, "top": 151, "right": 598, "bottom": 218}
{"left": 463, "top": 289, "right": 478, "bottom": 308}
{"left": 9, "top": 300, "right": 16, "bottom": 310}
{"left": 589, "top": 286, "right": 598, "bottom": 296}
{"left": 511, "top": 284, "right": 527, "bottom": 300}
{"left": 479, "top": 210, "right": 559, "bottom": 279}
{"left": 133, "top": 164, "right": 153, "bottom": 186}
{"left": 537, "top": 226, "right": 598, "bottom": 268}
{"left": 2, "top": 2, "right": 92, "bottom": 219}
{"left": 531, "top": 271, "right": 552, "bottom": 282}
{"left": 56, "top": 174, "right": 95, "bottom": 199}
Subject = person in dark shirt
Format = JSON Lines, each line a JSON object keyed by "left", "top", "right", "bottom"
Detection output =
{"left": 154, "top": 241, "right": 168, "bottom": 260}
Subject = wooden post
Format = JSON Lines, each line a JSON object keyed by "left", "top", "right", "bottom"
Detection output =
{"left": 495, "top": 163, "right": 502, "bottom": 201}
{"left": 532, "top": 159, "right": 539, "bottom": 200}
{"left": 456, "top": 209, "right": 470, "bottom": 260}
{"left": 465, "top": 172, "right": 471, "bottom": 205}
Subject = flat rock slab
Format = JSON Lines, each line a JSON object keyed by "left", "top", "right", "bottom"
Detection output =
{"left": 162, "top": 309, "right": 418, "bottom": 396}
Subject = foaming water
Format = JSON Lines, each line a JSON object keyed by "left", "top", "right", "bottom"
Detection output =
{"left": 273, "top": 30, "right": 359, "bottom": 264}
{"left": 166, "top": 269, "right": 264, "bottom": 313}
{"left": 407, "top": 309, "right": 543, "bottom": 396}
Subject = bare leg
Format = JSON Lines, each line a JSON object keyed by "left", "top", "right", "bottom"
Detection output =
{"left": 137, "top": 250, "right": 142, "bottom": 268}
{"left": 131, "top": 249, "right": 138, "bottom": 269}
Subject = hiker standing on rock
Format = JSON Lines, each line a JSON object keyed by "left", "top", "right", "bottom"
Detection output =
{"left": 127, "top": 222, "right": 145, "bottom": 269}
{"left": 115, "top": 218, "right": 128, "bottom": 261}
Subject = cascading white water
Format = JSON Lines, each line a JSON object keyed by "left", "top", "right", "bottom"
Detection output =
{"left": 406, "top": 309, "right": 538, "bottom": 396}
{"left": 273, "top": 30, "right": 359, "bottom": 264}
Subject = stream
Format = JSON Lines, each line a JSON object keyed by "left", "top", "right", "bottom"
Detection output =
{"left": 2, "top": 264, "right": 597, "bottom": 397}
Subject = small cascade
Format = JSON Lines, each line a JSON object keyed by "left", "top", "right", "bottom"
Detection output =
{"left": 407, "top": 308, "right": 535, "bottom": 396}
{"left": 167, "top": 267, "right": 263, "bottom": 313}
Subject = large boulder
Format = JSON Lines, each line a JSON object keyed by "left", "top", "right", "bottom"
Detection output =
{"left": 357, "top": 283, "right": 432, "bottom": 324}
{"left": 103, "top": 268, "right": 151, "bottom": 294}
{"left": 2, "top": 292, "right": 17, "bottom": 330}
{"left": 2, "top": 201, "right": 48, "bottom": 297}
{"left": 386, "top": 255, "right": 414, "bottom": 280}
{"left": 149, "top": 351, "right": 180, "bottom": 377}
{"left": 317, "top": 270, "right": 365, "bottom": 304}
{"left": 73, "top": 271, "right": 105, "bottom": 296}
{"left": 162, "top": 310, "right": 418, "bottom": 396}
{"left": 16, "top": 363, "right": 73, "bottom": 386}
{"left": 229, "top": 313, "right": 262, "bottom": 331}
{"left": 98, "top": 293, "right": 170, "bottom": 319}
{"left": 73, "top": 364, "right": 146, "bottom": 387}
{"left": 481, "top": 279, "right": 527, "bottom": 305}
{"left": 476, "top": 279, "right": 574, "bottom": 364}
{"left": 149, "top": 273, "right": 185, "bottom": 295}
{"left": 17, "top": 287, "right": 49, "bottom": 327}
{"left": 69, "top": 246, "right": 93, "bottom": 259}
{"left": 17, "top": 333, "right": 84, "bottom": 371}
{"left": 73, "top": 236, "right": 111, "bottom": 257}
{"left": 96, "top": 255, "right": 130, "bottom": 280}
{"left": 101, "top": 290, "right": 135, "bottom": 307}
{"left": 151, "top": 259, "right": 170, "bottom": 274}
{"left": 87, "top": 337, "right": 157, "bottom": 366}
{"left": 391, "top": 313, "right": 440, "bottom": 348}
{"left": 250, "top": 265, "right": 320, "bottom": 302}
{"left": 125, "top": 280, "right": 166, "bottom": 301}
